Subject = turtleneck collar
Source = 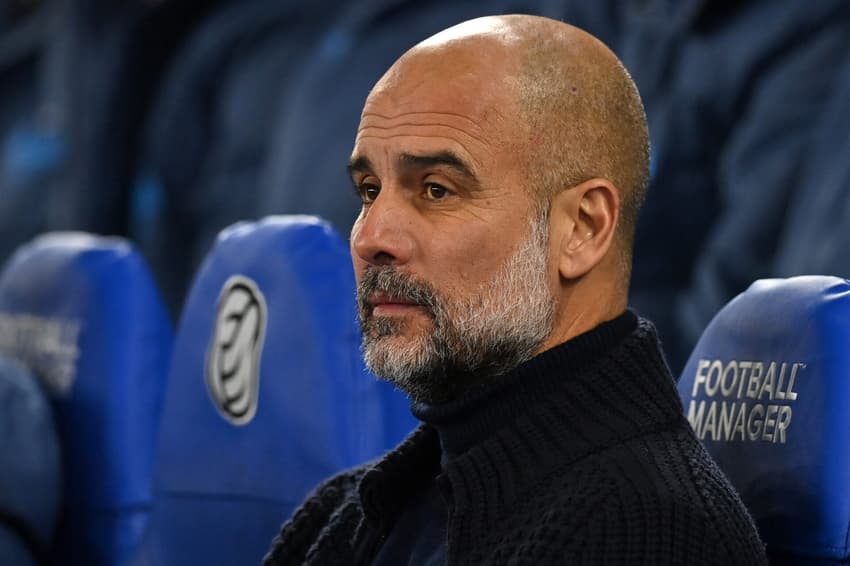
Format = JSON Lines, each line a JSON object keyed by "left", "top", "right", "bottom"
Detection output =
{"left": 411, "top": 310, "right": 638, "bottom": 460}
{"left": 358, "top": 311, "right": 686, "bottom": 531}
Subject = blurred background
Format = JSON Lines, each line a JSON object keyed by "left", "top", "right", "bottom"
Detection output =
{"left": 1, "top": 0, "right": 848, "bottom": 375}
{"left": 1, "top": 1, "right": 850, "bottom": 564}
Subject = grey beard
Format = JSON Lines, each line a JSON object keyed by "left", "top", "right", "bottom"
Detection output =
{"left": 357, "top": 211, "right": 555, "bottom": 404}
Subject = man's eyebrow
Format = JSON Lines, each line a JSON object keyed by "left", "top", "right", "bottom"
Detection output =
{"left": 347, "top": 155, "right": 374, "bottom": 176}
{"left": 398, "top": 151, "right": 477, "bottom": 182}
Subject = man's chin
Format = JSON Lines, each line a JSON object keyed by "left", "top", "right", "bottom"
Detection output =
{"left": 363, "top": 331, "right": 424, "bottom": 357}
{"left": 364, "top": 311, "right": 433, "bottom": 338}
{"left": 363, "top": 329, "right": 431, "bottom": 371}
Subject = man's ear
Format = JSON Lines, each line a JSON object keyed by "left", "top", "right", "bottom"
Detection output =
{"left": 550, "top": 178, "right": 619, "bottom": 280}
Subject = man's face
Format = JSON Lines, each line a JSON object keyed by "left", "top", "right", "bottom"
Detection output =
{"left": 348, "top": 47, "right": 556, "bottom": 403}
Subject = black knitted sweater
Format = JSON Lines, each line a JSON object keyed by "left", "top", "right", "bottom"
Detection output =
{"left": 264, "top": 313, "right": 767, "bottom": 565}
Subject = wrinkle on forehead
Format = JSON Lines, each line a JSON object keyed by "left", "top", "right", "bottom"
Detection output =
{"left": 361, "top": 65, "right": 520, "bottom": 161}
{"left": 362, "top": 110, "right": 484, "bottom": 131}
{"left": 359, "top": 112, "right": 489, "bottom": 147}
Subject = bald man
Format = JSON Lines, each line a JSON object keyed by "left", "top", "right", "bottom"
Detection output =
{"left": 264, "top": 15, "right": 766, "bottom": 566}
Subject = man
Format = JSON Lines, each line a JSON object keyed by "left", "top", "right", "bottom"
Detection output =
{"left": 265, "top": 14, "right": 766, "bottom": 565}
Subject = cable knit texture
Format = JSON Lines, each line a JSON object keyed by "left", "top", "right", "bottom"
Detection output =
{"left": 264, "top": 313, "right": 767, "bottom": 565}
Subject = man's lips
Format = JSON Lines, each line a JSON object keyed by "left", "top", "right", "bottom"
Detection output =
{"left": 368, "top": 293, "right": 426, "bottom": 316}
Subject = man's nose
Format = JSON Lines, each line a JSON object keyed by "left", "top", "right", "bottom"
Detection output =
{"left": 351, "top": 191, "right": 414, "bottom": 267}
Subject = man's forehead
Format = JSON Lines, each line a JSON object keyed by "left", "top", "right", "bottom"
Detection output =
{"left": 351, "top": 29, "right": 529, "bottom": 176}
{"left": 353, "top": 81, "right": 516, "bottom": 171}
{"left": 352, "top": 80, "right": 521, "bottom": 181}
{"left": 372, "top": 68, "right": 499, "bottom": 110}
{"left": 362, "top": 59, "right": 517, "bottom": 141}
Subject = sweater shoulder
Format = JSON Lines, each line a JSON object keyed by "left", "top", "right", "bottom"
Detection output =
{"left": 588, "top": 425, "right": 768, "bottom": 565}
{"left": 263, "top": 464, "right": 370, "bottom": 566}
{"left": 459, "top": 422, "right": 765, "bottom": 565}
{"left": 475, "top": 424, "right": 767, "bottom": 565}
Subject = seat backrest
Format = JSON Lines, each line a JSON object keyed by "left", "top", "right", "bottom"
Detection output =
{"left": 0, "top": 356, "right": 60, "bottom": 566}
{"left": 0, "top": 232, "right": 173, "bottom": 565}
{"left": 134, "top": 215, "right": 416, "bottom": 566}
{"left": 678, "top": 275, "right": 850, "bottom": 564}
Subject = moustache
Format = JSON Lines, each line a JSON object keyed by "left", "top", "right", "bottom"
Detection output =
{"left": 357, "top": 267, "right": 441, "bottom": 318}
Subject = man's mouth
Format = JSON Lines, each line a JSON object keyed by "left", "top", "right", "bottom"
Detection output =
{"left": 368, "top": 292, "right": 426, "bottom": 316}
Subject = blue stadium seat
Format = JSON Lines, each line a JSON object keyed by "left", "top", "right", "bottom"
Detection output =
{"left": 0, "top": 356, "right": 60, "bottom": 566}
{"left": 133, "top": 215, "right": 416, "bottom": 566}
{"left": 0, "top": 233, "right": 173, "bottom": 565}
{"left": 678, "top": 275, "right": 850, "bottom": 564}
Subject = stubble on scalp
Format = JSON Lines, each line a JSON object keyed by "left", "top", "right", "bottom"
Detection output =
{"left": 505, "top": 16, "right": 650, "bottom": 281}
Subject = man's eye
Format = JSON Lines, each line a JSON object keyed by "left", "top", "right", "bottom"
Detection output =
{"left": 358, "top": 184, "right": 380, "bottom": 203}
{"left": 425, "top": 184, "right": 450, "bottom": 200}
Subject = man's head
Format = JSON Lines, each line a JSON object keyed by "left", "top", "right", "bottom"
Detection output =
{"left": 348, "top": 15, "right": 649, "bottom": 404}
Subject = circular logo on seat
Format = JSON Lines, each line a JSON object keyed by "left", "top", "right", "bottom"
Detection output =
{"left": 206, "top": 275, "right": 267, "bottom": 425}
